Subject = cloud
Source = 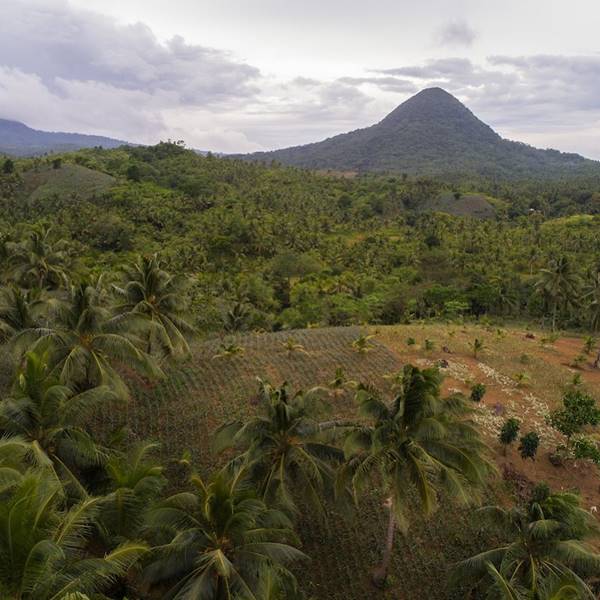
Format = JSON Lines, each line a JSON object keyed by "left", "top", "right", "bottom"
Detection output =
{"left": 436, "top": 20, "right": 477, "bottom": 47}
{"left": 2, "top": 1, "right": 600, "bottom": 158}
{"left": 338, "top": 76, "right": 417, "bottom": 94}
{"left": 0, "top": 0, "right": 260, "bottom": 106}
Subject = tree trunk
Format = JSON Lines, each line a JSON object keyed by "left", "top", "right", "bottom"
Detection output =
{"left": 594, "top": 349, "right": 600, "bottom": 369}
{"left": 551, "top": 302, "right": 557, "bottom": 332}
{"left": 372, "top": 497, "right": 395, "bottom": 588}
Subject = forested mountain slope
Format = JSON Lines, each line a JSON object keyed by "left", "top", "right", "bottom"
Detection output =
{"left": 243, "top": 88, "right": 600, "bottom": 179}
{"left": 0, "top": 118, "right": 128, "bottom": 156}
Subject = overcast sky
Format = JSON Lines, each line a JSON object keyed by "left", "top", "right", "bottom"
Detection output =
{"left": 2, "top": 0, "right": 600, "bottom": 157}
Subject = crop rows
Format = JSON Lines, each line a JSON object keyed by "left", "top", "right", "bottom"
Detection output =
{"left": 95, "top": 326, "right": 501, "bottom": 598}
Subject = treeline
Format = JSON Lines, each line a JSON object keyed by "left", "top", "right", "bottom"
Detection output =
{"left": 5, "top": 145, "right": 600, "bottom": 336}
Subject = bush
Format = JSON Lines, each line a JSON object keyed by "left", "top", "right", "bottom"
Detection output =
{"left": 549, "top": 389, "right": 600, "bottom": 440}
{"left": 519, "top": 431, "right": 540, "bottom": 460}
{"left": 470, "top": 383, "right": 486, "bottom": 403}
{"left": 406, "top": 337, "right": 416, "bottom": 346}
{"left": 499, "top": 417, "right": 520, "bottom": 452}
{"left": 572, "top": 437, "right": 600, "bottom": 465}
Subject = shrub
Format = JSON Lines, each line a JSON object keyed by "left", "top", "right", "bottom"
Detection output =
{"left": 406, "top": 337, "right": 416, "bottom": 346}
{"left": 519, "top": 431, "right": 540, "bottom": 460}
{"left": 549, "top": 389, "right": 600, "bottom": 440}
{"left": 499, "top": 417, "right": 520, "bottom": 454}
{"left": 573, "top": 437, "right": 600, "bottom": 465}
{"left": 470, "top": 383, "right": 486, "bottom": 403}
{"left": 424, "top": 339, "right": 434, "bottom": 351}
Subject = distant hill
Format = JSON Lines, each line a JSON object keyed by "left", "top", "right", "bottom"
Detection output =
{"left": 242, "top": 88, "right": 600, "bottom": 180}
{"left": 0, "top": 119, "right": 129, "bottom": 156}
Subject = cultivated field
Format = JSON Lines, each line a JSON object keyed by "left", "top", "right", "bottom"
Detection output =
{"left": 100, "top": 323, "right": 600, "bottom": 599}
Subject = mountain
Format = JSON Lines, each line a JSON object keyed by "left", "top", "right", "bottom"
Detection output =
{"left": 243, "top": 88, "right": 599, "bottom": 179}
{"left": 0, "top": 119, "right": 129, "bottom": 156}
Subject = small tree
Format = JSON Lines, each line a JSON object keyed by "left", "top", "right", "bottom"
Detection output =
{"left": 549, "top": 389, "right": 600, "bottom": 441}
{"left": 499, "top": 418, "right": 520, "bottom": 455}
{"left": 583, "top": 336, "right": 597, "bottom": 355}
{"left": 470, "top": 383, "right": 486, "bottom": 403}
{"left": 51, "top": 157, "right": 62, "bottom": 169}
{"left": 2, "top": 158, "right": 14, "bottom": 174}
{"left": 126, "top": 163, "right": 141, "bottom": 182}
{"left": 519, "top": 431, "right": 540, "bottom": 460}
{"left": 470, "top": 337, "right": 485, "bottom": 358}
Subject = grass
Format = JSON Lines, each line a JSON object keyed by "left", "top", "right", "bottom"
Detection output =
{"left": 19, "top": 164, "right": 115, "bottom": 202}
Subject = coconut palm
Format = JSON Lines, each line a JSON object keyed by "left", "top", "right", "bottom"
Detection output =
{"left": 15, "top": 278, "right": 160, "bottom": 398}
{"left": 214, "top": 379, "right": 344, "bottom": 515}
{"left": 583, "top": 267, "right": 600, "bottom": 332}
{"left": 142, "top": 466, "right": 306, "bottom": 599}
{"left": 113, "top": 254, "right": 195, "bottom": 359}
{"left": 0, "top": 467, "right": 148, "bottom": 599}
{"left": 454, "top": 486, "right": 600, "bottom": 599}
{"left": 7, "top": 224, "right": 70, "bottom": 290}
{"left": 98, "top": 442, "right": 166, "bottom": 545}
{"left": 535, "top": 257, "right": 580, "bottom": 331}
{"left": 0, "top": 350, "right": 116, "bottom": 495}
{"left": 0, "top": 286, "right": 46, "bottom": 343}
{"left": 339, "top": 365, "right": 494, "bottom": 585}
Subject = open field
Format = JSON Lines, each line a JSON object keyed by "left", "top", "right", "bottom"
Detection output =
{"left": 98, "top": 323, "right": 600, "bottom": 599}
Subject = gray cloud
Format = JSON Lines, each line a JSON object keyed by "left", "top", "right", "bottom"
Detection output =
{"left": 436, "top": 20, "right": 477, "bottom": 47}
{"left": 2, "top": 1, "right": 600, "bottom": 158}
{"left": 0, "top": 1, "right": 260, "bottom": 107}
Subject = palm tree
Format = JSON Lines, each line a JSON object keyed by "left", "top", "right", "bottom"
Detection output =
{"left": 583, "top": 267, "right": 600, "bottom": 332}
{"left": 15, "top": 278, "right": 160, "bottom": 398}
{"left": 339, "top": 365, "right": 494, "bottom": 586}
{"left": 143, "top": 466, "right": 306, "bottom": 599}
{"left": 98, "top": 442, "right": 166, "bottom": 545}
{"left": 7, "top": 224, "right": 70, "bottom": 290}
{"left": 0, "top": 350, "right": 116, "bottom": 495}
{"left": 214, "top": 379, "right": 344, "bottom": 515}
{"left": 535, "top": 257, "right": 580, "bottom": 331}
{"left": 454, "top": 485, "right": 600, "bottom": 599}
{"left": 113, "top": 254, "right": 195, "bottom": 359}
{"left": 0, "top": 467, "right": 148, "bottom": 599}
{"left": 0, "top": 286, "right": 46, "bottom": 343}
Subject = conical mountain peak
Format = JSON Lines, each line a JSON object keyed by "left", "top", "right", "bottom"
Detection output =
{"left": 243, "top": 88, "right": 595, "bottom": 179}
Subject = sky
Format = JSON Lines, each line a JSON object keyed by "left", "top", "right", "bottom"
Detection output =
{"left": 2, "top": 0, "right": 600, "bottom": 157}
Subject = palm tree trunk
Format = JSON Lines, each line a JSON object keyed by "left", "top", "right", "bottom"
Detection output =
{"left": 551, "top": 301, "right": 557, "bottom": 332}
{"left": 372, "top": 497, "right": 395, "bottom": 587}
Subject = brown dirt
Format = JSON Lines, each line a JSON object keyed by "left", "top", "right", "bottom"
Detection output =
{"left": 376, "top": 324, "right": 600, "bottom": 512}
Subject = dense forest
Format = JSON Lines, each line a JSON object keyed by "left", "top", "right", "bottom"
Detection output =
{"left": 2, "top": 142, "right": 600, "bottom": 336}
{"left": 1, "top": 144, "right": 600, "bottom": 598}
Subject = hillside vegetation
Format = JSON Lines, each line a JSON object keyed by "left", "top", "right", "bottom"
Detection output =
{"left": 1, "top": 144, "right": 600, "bottom": 599}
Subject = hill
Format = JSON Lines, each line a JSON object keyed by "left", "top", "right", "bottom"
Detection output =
{"left": 0, "top": 118, "right": 129, "bottom": 156}
{"left": 243, "top": 87, "right": 600, "bottom": 180}
{"left": 93, "top": 323, "right": 600, "bottom": 599}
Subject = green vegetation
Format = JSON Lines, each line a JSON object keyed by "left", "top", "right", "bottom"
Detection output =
{"left": 456, "top": 484, "right": 600, "bottom": 598}
{"left": 499, "top": 417, "right": 521, "bottom": 455}
{"left": 2, "top": 140, "right": 600, "bottom": 598}
{"left": 519, "top": 431, "right": 541, "bottom": 460}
